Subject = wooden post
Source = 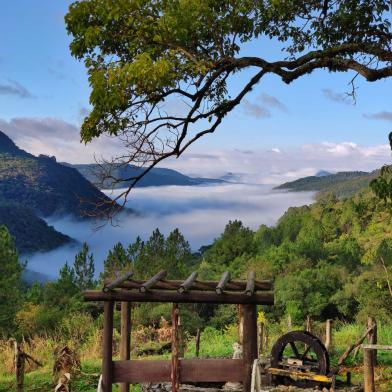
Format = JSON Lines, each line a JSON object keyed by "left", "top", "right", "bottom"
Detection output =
{"left": 14, "top": 340, "right": 24, "bottom": 392}
{"left": 102, "top": 301, "right": 114, "bottom": 392}
{"left": 172, "top": 303, "right": 180, "bottom": 392}
{"left": 258, "top": 322, "right": 265, "bottom": 356}
{"left": 195, "top": 328, "right": 201, "bottom": 358}
{"left": 238, "top": 304, "right": 244, "bottom": 344}
{"left": 119, "top": 302, "right": 131, "bottom": 392}
{"left": 363, "top": 347, "right": 375, "bottom": 392}
{"left": 325, "top": 319, "right": 332, "bottom": 351}
{"left": 367, "top": 317, "right": 377, "bottom": 365}
{"left": 306, "top": 315, "right": 312, "bottom": 333}
{"left": 241, "top": 304, "right": 258, "bottom": 392}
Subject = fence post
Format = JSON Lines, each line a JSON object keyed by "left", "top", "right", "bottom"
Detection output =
{"left": 120, "top": 302, "right": 131, "bottom": 392}
{"left": 367, "top": 317, "right": 377, "bottom": 365}
{"left": 14, "top": 340, "right": 24, "bottom": 392}
{"left": 325, "top": 319, "right": 333, "bottom": 351}
{"left": 363, "top": 347, "right": 375, "bottom": 392}
{"left": 195, "top": 328, "right": 201, "bottom": 358}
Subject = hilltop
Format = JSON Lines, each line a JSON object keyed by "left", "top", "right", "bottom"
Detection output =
{"left": 67, "top": 163, "right": 225, "bottom": 189}
{"left": 0, "top": 131, "right": 116, "bottom": 217}
{"left": 274, "top": 170, "right": 379, "bottom": 198}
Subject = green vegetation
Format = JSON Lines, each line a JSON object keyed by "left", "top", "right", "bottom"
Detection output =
{"left": 2, "top": 178, "right": 392, "bottom": 389}
{"left": 275, "top": 170, "right": 379, "bottom": 199}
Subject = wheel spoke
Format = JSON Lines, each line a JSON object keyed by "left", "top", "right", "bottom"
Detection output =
{"left": 289, "top": 342, "right": 300, "bottom": 358}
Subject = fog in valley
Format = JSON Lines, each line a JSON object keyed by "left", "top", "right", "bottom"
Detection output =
{"left": 25, "top": 183, "right": 315, "bottom": 277}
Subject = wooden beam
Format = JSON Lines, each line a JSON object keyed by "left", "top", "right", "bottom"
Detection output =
{"left": 103, "top": 272, "right": 133, "bottom": 292}
{"left": 245, "top": 271, "right": 255, "bottom": 296}
{"left": 102, "top": 301, "right": 114, "bottom": 392}
{"left": 216, "top": 271, "right": 231, "bottom": 294}
{"left": 112, "top": 359, "right": 244, "bottom": 383}
{"left": 140, "top": 270, "right": 167, "bottom": 292}
{"left": 178, "top": 272, "right": 198, "bottom": 293}
{"left": 84, "top": 289, "right": 274, "bottom": 305}
{"left": 242, "top": 304, "right": 258, "bottom": 392}
{"left": 362, "top": 344, "right": 392, "bottom": 350}
{"left": 119, "top": 302, "right": 131, "bottom": 392}
{"left": 172, "top": 304, "right": 179, "bottom": 392}
{"left": 268, "top": 368, "right": 332, "bottom": 384}
{"left": 116, "top": 279, "right": 272, "bottom": 292}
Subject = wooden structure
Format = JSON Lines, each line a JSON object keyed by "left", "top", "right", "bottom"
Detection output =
{"left": 83, "top": 270, "right": 274, "bottom": 392}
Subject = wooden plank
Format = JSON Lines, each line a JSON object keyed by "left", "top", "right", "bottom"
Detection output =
{"left": 103, "top": 272, "right": 133, "bottom": 292}
{"left": 113, "top": 360, "right": 171, "bottom": 383}
{"left": 116, "top": 279, "right": 272, "bottom": 292}
{"left": 102, "top": 301, "right": 114, "bottom": 392}
{"left": 120, "top": 302, "right": 131, "bottom": 392}
{"left": 172, "top": 304, "right": 179, "bottom": 392}
{"left": 245, "top": 271, "right": 255, "bottom": 296}
{"left": 216, "top": 271, "right": 231, "bottom": 294}
{"left": 140, "top": 270, "right": 167, "bottom": 292}
{"left": 362, "top": 344, "right": 392, "bottom": 350}
{"left": 242, "top": 304, "right": 258, "bottom": 392}
{"left": 84, "top": 289, "right": 274, "bottom": 305}
{"left": 178, "top": 272, "right": 198, "bottom": 293}
{"left": 112, "top": 359, "right": 244, "bottom": 383}
{"left": 268, "top": 368, "right": 332, "bottom": 383}
{"left": 180, "top": 359, "right": 244, "bottom": 382}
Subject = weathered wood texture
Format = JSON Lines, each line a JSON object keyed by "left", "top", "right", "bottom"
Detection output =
{"left": 367, "top": 317, "right": 377, "bottom": 365}
{"left": 245, "top": 271, "right": 255, "bottom": 296}
{"left": 241, "top": 304, "right": 258, "bottom": 392}
{"left": 140, "top": 270, "right": 167, "bottom": 292}
{"left": 120, "top": 302, "right": 131, "bottom": 392}
{"left": 325, "top": 319, "right": 332, "bottom": 351}
{"left": 83, "top": 289, "right": 274, "bottom": 305}
{"left": 112, "top": 279, "right": 272, "bottom": 292}
{"left": 172, "top": 304, "right": 179, "bottom": 392}
{"left": 103, "top": 272, "right": 133, "bottom": 292}
{"left": 102, "top": 301, "right": 114, "bottom": 392}
{"left": 178, "top": 272, "right": 198, "bottom": 293}
{"left": 112, "top": 359, "right": 244, "bottom": 383}
{"left": 363, "top": 348, "right": 375, "bottom": 392}
{"left": 216, "top": 271, "right": 231, "bottom": 294}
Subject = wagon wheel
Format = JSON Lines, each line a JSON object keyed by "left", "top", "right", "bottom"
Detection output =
{"left": 270, "top": 330, "right": 330, "bottom": 388}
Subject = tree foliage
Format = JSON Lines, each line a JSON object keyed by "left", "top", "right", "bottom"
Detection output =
{"left": 65, "top": 0, "right": 392, "bottom": 215}
{"left": 0, "top": 226, "right": 23, "bottom": 336}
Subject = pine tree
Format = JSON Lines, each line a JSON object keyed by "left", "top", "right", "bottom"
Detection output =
{"left": 73, "top": 243, "right": 95, "bottom": 290}
{"left": 0, "top": 226, "right": 23, "bottom": 336}
{"left": 103, "top": 242, "right": 129, "bottom": 278}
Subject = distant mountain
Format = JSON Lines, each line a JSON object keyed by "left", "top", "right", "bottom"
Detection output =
{"left": 315, "top": 170, "right": 333, "bottom": 177}
{"left": 275, "top": 170, "right": 379, "bottom": 198}
{"left": 0, "top": 131, "right": 117, "bottom": 217}
{"left": 66, "top": 163, "right": 225, "bottom": 189}
{"left": 0, "top": 199, "right": 72, "bottom": 254}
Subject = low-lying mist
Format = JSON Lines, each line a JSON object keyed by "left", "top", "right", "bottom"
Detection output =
{"left": 25, "top": 184, "right": 315, "bottom": 278}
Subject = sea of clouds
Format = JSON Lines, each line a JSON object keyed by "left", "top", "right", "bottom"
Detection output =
{"left": 25, "top": 183, "right": 315, "bottom": 277}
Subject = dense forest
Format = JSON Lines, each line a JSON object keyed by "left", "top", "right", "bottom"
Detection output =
{"left": 1, "top": 185, "right": 392, "bottom": 339}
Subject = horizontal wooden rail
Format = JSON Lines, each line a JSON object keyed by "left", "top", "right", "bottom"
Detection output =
{"left": 113, "top": 359, "right": 244, "bottom": 383}
{"left": 362, "top": 344, "right": 392, "bottom": 350}
{"left": 83, "top": 289, "right": 274, "bottom": 305}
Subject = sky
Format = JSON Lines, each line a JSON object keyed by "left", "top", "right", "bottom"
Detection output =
{"left": 1, "top": 0, "right": 392, "bottom": 181}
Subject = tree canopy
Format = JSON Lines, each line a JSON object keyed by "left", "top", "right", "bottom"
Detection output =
{"left": 65, "top": 0, "right": 392, "bottom": 215}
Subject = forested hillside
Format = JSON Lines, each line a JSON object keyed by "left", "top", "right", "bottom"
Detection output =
{"left": 275, "top": 170, "right": 378, "bottom": 198}
{"left": 0, "top": 131, "right": 115, "bottom": 218}
{"left": 4, "top": 185, "right": 391, "bottom": 340}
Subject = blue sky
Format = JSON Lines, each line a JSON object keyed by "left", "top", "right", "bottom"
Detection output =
{"left": 1, "top": 0, "right": 391, "bottom": 176}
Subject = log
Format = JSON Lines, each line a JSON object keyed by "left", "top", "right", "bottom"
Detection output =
{"left": 325, "top": 319, "right": 332, "bottom": 351}
{"left": 140, "top": 270, "right": 167, "bottom": 292}
{"left": 363, "top": 347, "right": 375, "bottom": 392}
{"left": 83, "top": 289, "right": 274, "bottom": 305}
{"left": 367, "top": 317, "right": 377, "bottom": 365}
{"left": 102, "top": 301, "right": 114, "bottom": 392}
{"left": 103, "top": 272, "right": 133, "bottom": 292}
{"left": 241, "top": 304, "right": 257, "bottom": 392}
{"left": 172, "top": 304, "right": 179, "bottom": 392}
{"left": 245, "top": 271, "right": 255, "bottom": 296}
{"left": 116, "top": 278, "right": 272, "bottom": 292}
{"left": 178, "top": 272, "right": 198, "bottom": 293}
{"left": 119, "top": 302, "right": 131, "bottom": 392}
{"left": 216, "top": 271, "right": 231, "bottom": 294}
